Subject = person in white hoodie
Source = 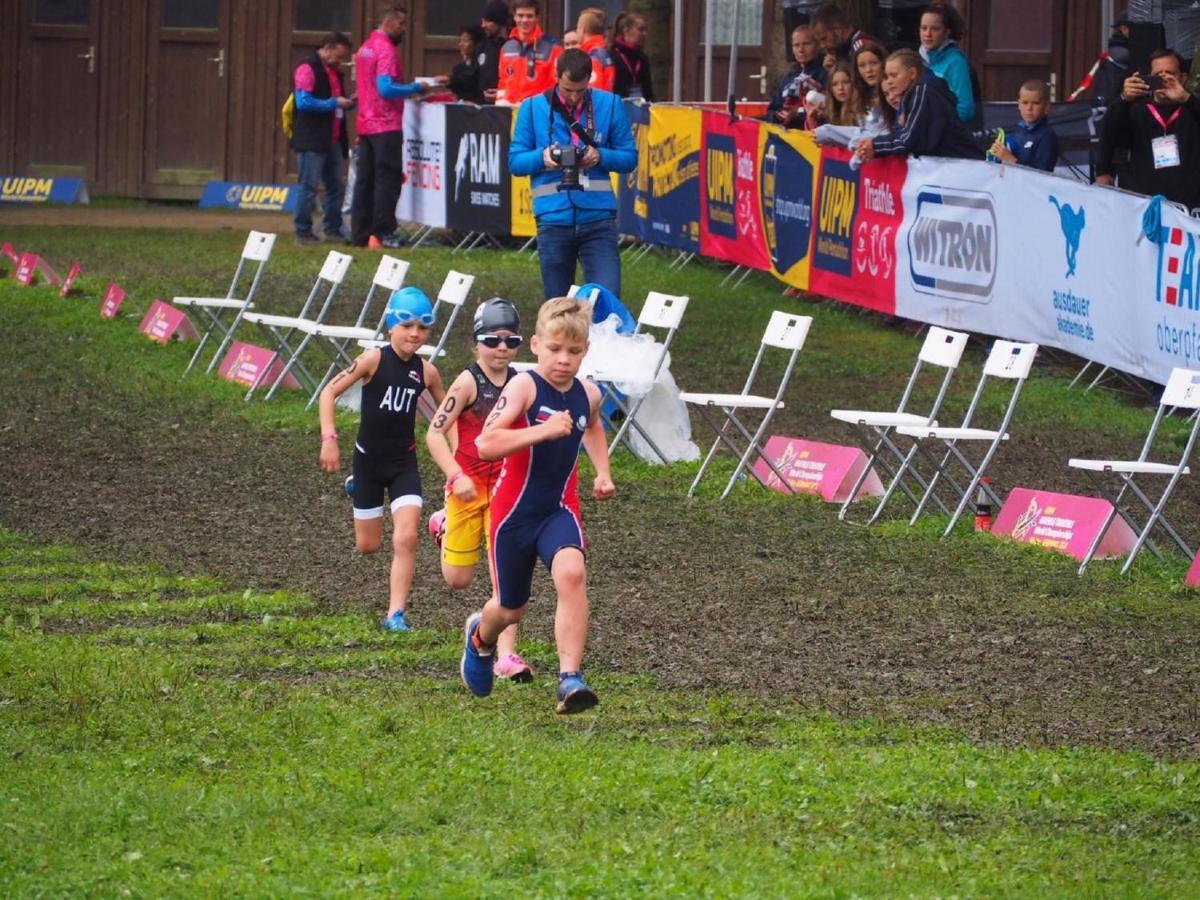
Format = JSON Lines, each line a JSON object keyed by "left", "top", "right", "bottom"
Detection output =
{"left": 918, "top": 2, "right": 975, "bottom": 124}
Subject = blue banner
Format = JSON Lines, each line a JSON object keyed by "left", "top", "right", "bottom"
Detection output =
{"left": 0, "top": 176, "right": 88, "bottom": 205}
{"left": 200, "top": 182, "right": 297, "bottom": 213}
{"left": 617, "top": 100, "right": 650, "bottom": 241}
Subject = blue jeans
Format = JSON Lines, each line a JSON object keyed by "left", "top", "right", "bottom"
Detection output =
{"left": 294, "top": 149, "right": 345, "bottom": 237}
{"left": 536, "top": 216, "right": 621, "bottom": 300}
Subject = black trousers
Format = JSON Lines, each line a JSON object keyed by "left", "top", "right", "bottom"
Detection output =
{"left": 350, "top": 130, "right": 404, "bottom": 246}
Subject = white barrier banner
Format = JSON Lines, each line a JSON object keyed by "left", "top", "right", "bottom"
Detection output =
{"left": 396, "top": 103, "right": 446, "bottom": 228}
{"left": 894, "top": 158, "right": 1166, "bottom": 381}
{"left": 1145, "top": 204, "right": 1200, "bottom": 379}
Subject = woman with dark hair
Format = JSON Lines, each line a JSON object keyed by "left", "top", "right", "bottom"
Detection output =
{"left": 918, "top": 2, "right": 975, "bottom": 122}
{"left": 611, "top": 12, "right": 654, "bottom": 101}
{"left": 449, "top": 24, "right": 487, "bottom": 104}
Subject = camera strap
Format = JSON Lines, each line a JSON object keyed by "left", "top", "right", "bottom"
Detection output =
{"left": 545, "top": 87, "right": 593, "bottom": 147}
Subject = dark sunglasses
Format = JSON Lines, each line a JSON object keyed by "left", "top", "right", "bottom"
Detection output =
{"left": 478, "top": 334, "right": 522, "bottom": 349}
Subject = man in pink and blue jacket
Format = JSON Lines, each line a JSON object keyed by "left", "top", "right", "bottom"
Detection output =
{"left": 350, "top": 5, "right": 432, "bottom": 249}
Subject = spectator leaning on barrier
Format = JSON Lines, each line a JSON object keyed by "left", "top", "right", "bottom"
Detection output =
{"left": 611, "top": 12, "right": 654, "bottom": 102}
{"left": 767, "top": 25, "right": 827, "bottom": 127}
{"left": 856, "top": 49, "right": 983, "bottom": 162}
{"left": 292, "top": 32, "right": 355, "bottom": 246}
{"left": 509, "top": 48, "right": 637, "bottom": 299}
{"left": 1096, "top": 49, "right": 1200, "bottom": 211}
{"left": 578, "top": 10, "right": 615, "bottom": 92}
{"left": 497, "top": 0, "right": 562, "bottom": 104}
{"left": 811, "top": 2, "right": 875, "bottom": 72}
{"left": 450, "top": 25, "right": 487, "bottom": 103}
{"left": 826, "top": 61, "right": 858, "bottom": 127}
{"left": 918, "top": 2, "right": 975, "bottom": 124}
{"left": 990, "top": 79, "right": 1059, "bottom": 172}
{"left": 478, "top": 1, "right": 510, "bottom": 103}
{"left": 351, "top": 5, "right": 437, "bottom": 249}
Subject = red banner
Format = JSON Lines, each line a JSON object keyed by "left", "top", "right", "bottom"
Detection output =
{"left": 809, "top": 148, "right": 906, "bottom": 315}
{"left": 699, "top": 112, "right": 770, "bottom": 272}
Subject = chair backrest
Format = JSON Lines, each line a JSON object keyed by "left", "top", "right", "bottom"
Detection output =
{"left": 896, "top": 326, "right": 971, "bottom": 423}
{"left": 372, "top": 256, "right": 410, "bottom": 292}
{"left": 427, "top": 269, "right": 474, "bottom": 360}
{"left": 918, "top": 326, "right": 970, "bottom": 368}
{"left": 951, "top": 340, "right": 1039, "bottom": 435}
{"left": 293, "top": 250, "right": 353, "bottom": 325}
{"left": 568, "top": 284, "right": 599, "bottom": 304}
{"left": 637, "top": 291, "right": 688, "bottom": 331}
{"left": 739, "top": 312, "right": 812, "bottom": 401}
{"left": 1138, "top": 367, "right": 1200, "bottom": 466}
{"left": 241, "top": 231, "right": 276, "bottom": 262}
{"left": 225, "top": 231, "right": 276, "bottom": 302}
{"left": 351, "top": 256, "right": 410, "bottom": 331}
{"left": 318, "top": 250, "right": 353, "bottom": 286}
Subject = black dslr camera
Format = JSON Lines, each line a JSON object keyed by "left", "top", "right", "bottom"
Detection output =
{"left": 550, "top": 144, "right": 582, "bottom": 191}
{"left": 551, "top": 121, "right": 597, "bottom": 192}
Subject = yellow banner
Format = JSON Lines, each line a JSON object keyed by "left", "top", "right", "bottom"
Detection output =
{"left": 510, "top": 112, "right": 536, "bottom": 238}
{"left": 756, "top": 125, "right": 820, "bottom": 289}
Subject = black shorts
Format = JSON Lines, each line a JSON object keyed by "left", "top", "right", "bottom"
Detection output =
{"left": 351, "top": 446, "right": 422, "bottom": 520}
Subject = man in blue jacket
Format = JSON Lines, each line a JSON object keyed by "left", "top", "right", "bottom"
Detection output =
{"left": 509, "top": 48, "right": 637, "bottom": 299}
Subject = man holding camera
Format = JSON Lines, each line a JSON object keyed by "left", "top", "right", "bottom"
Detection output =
{"left": 509, "top": 48, "right": 637, "bottom": 299}
{"left": 1096, "top": 49, "right": 1200, "bottom": 211}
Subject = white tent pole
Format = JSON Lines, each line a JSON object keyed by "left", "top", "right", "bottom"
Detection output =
{"left": 704, "top": 0, "right": 714, "bottom": 102}
{"left": 673, "top": 0, "right": 683, "bottom": 101}
{"left": 727, "top": 0, "right": 742, "bottom": 101}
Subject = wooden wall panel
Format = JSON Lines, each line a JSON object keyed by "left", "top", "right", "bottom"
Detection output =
{"left": 227, "top": 0, "right": 283, "bottom": 183}
{"left": 0, "top": 0, "right": 18, "bottom": 173}
{"left": 96, "top": 0, "right": 147, "bottom": 195}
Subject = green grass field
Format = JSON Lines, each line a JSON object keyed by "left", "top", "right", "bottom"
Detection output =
{"left": 2, "top": 222, "right": 1199, "bottom": 895}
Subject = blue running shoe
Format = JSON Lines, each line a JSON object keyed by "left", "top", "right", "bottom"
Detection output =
{"left": 556, "top": 671, "right": 598, "bottom": 715}
{"left": 460, "top": 611, "right": 495, "bottom": 697}
{"left": 382, "top": 609, "right": 411, "bottom": 632}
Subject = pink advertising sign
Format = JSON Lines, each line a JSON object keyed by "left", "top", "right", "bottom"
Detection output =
{"left": 99, "top": 283, "right": 125, "bottom": 318}
{"left": 992, "top": 487, "right": 1137, "bottom": 561}
{"left": 1, "top": 242, "right": 18, "bottom": 263}
{"left": 751, "top": 435, "right": 884, "bottom": 503}
{"left": 59, "top": 261, "right": 83, "bottom": 296}
{"left": 1185, "top": 554, "right": 1200, "bottom": 587}
{"left": 217, "top": 340, "right": 301, "bottom": 390}
{"left": 12, "top": 252, "right": 39, "bottom": 285}
{"left": 138, "top": 298, "right": 199, "bottom": 344}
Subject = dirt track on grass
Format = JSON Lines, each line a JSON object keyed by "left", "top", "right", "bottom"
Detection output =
{"left": 0, "top": 205, "right": 292, "bottom": 233}
{"left": 2, "top": 330, "right": 1197, "bottom": 760}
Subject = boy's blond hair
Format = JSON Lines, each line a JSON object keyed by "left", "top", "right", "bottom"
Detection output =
{"left": 536, "top": 298, "right": 591, "bottom": 344}
{"left": 1019, "top": 79, "right": 1050, "bottom": 103}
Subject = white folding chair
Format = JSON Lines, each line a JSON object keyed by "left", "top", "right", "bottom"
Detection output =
{"left": 893, "top": 340, "right": 1039, "bottom": 535}
{"left": 238, "top": 250, "right": 354, "bottom": 400}
{"left": 567, "top": 284, "right": 599, "bottom": 304}
{"left": 830, "top": 326, "right": 970, "bottom": 524}
{"left": 681, "top": 311, "right": 812, "bottom": 500}
{"left": 1069, "top": 366, "right": 1200, "bottom": 574}
{"left": 173, "top": 230, "right": 276, "bottom": 374}
{"left": 355, "top": 269, "right": 474, "bottom": 361}
{"left": 593, "top": 291, "right": 689, "bottom": 463}
{"left": 300, "top": 256, "right": 410, "bottom": 408}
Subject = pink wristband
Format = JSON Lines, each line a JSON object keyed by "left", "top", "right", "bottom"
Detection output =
{"left": 320, "top": 432, "right": 338, "bottom": 442}
{"left": 445, "top": 470, "right": 466, "bottom": 491}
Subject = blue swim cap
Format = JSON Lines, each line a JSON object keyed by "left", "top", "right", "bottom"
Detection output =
{"left": 385, "top": 287, "right": 435, "bottom": 331}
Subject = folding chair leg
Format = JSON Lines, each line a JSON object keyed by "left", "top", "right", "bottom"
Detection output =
{"left": 1121, "top": 473, "right": 1193, "bottom": 557}
{"left": 688, "top": 422, "right": 729, "bottom": 498}
{"left": 206, "top": 307, "right": 250, "bottom": 375}
{"left": 608, "top": 394, "right": 668, "bottom": 464}
{"left": 868, "top": 443, "right": 924, "bottom": 525}
{"left": 719, "top": 406, "right": 782, "bottom": 501}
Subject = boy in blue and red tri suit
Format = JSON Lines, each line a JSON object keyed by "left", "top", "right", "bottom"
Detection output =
{"left": 459, "top": 297, "right": 614, "bottom": 714}
{"left": 319, "top": 287, "right": 445, "bottom": 632}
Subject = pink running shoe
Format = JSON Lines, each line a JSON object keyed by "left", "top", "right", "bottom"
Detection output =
{"left": 494, "top": 653, "right": 534, "bottom": 683}
{"left": 428, "top": 507, "right": 447, "bottom": 548}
